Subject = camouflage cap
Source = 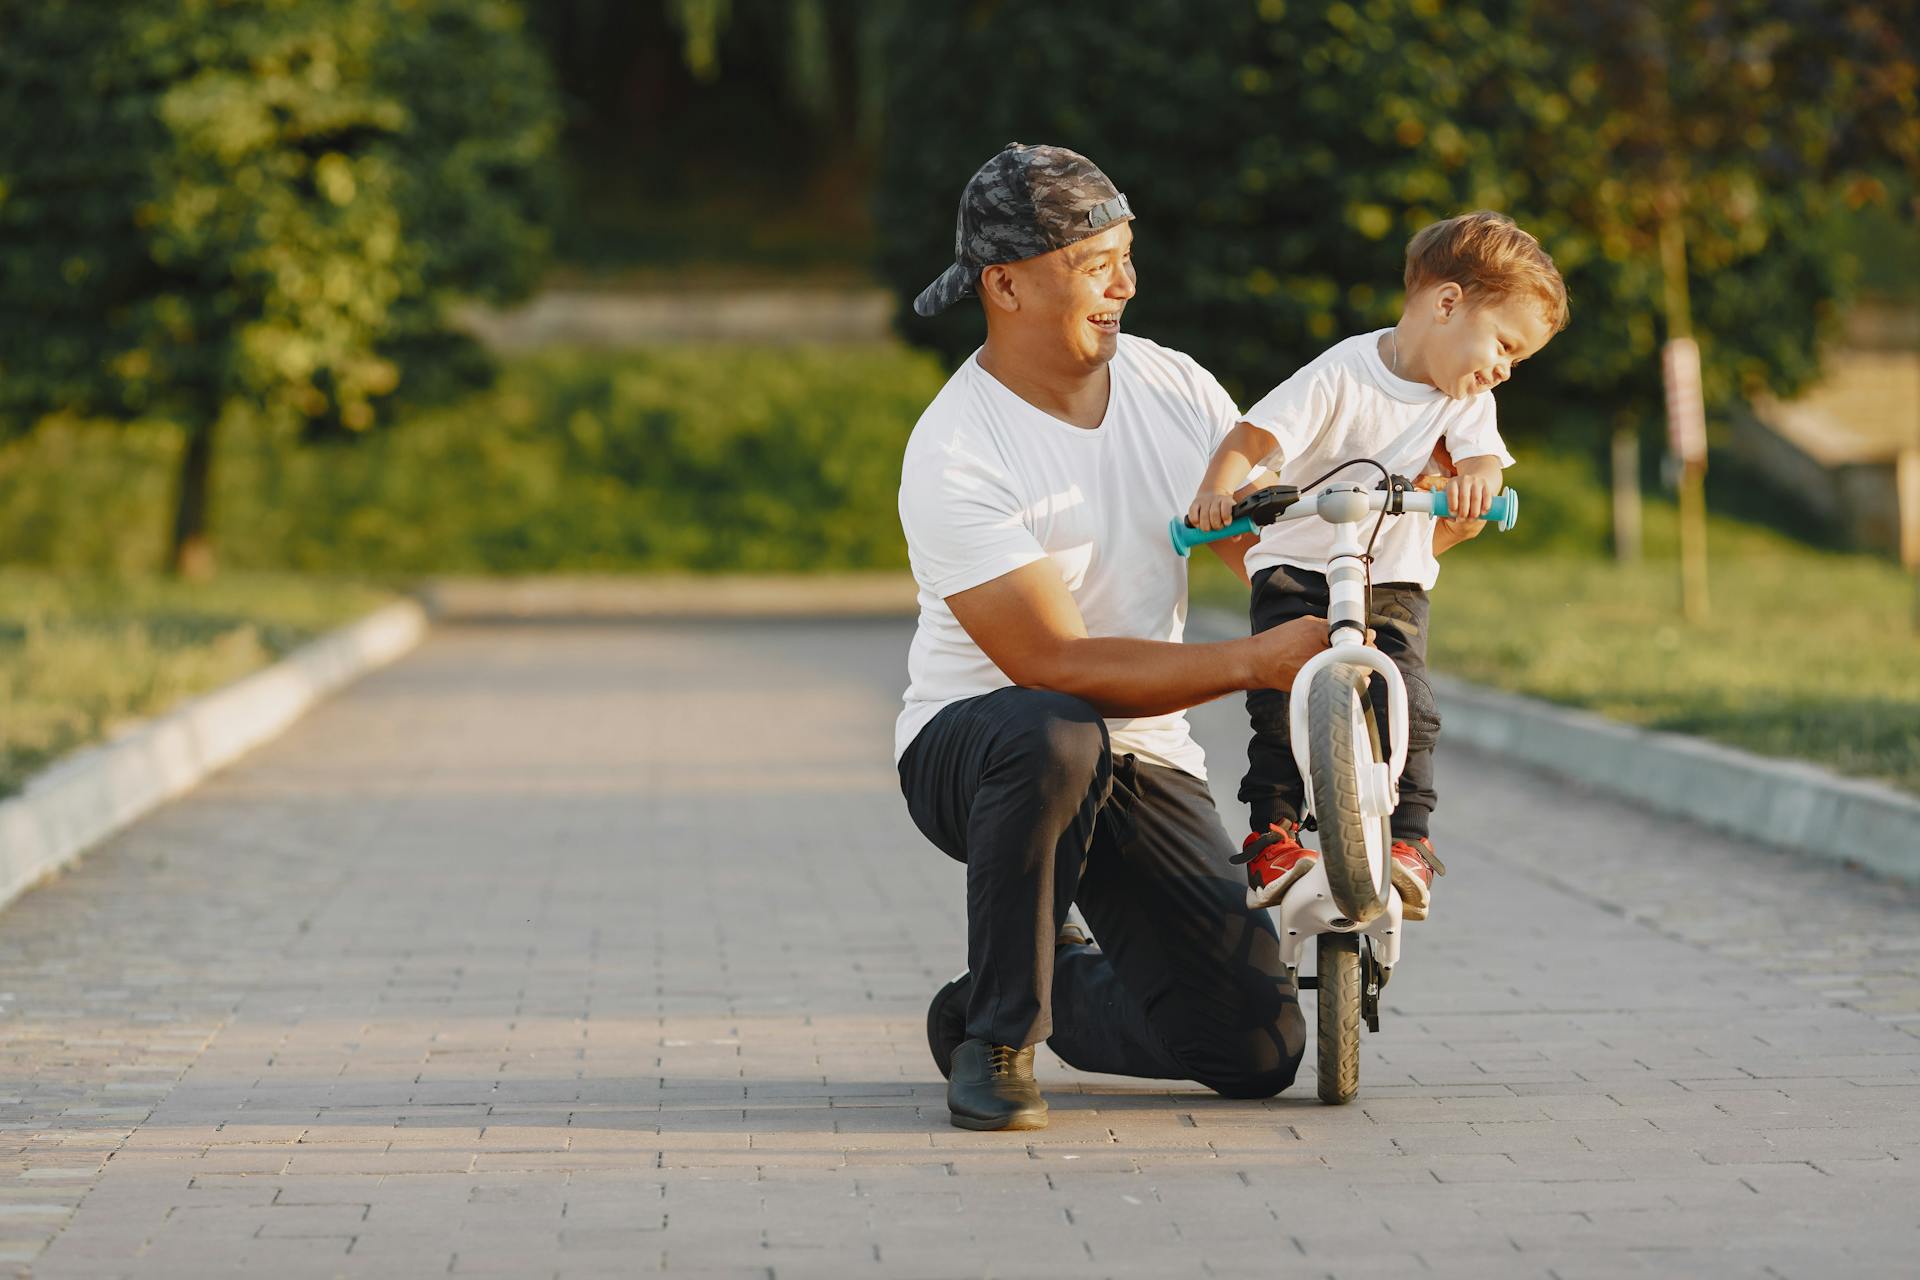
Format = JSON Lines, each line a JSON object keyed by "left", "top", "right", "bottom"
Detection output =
{"left": 912, "top": 143, "right": 1134, "bottom": 318}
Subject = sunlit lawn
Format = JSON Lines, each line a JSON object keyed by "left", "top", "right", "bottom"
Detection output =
{"left": 0, "top": 572, "right": 393, "bottom": 797}
{"left": 1192, "top": 509, "right": 1920, "bottom": 795}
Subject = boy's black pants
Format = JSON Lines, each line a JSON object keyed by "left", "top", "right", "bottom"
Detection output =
{"left": 898, "top": 686, "right": 1305, "bottom": 1098}
{"left": 1240, "top": 565, "right": 1441, "bottom": 840}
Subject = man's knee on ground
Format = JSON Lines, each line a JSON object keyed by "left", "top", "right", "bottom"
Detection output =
{"left": 1198, "top": 1047, "right": 1301, "bottom": 1100}
{"left": 1178, "top": 1021, "right": 1305, "bottom": 1101}
{"left": 1206, "top": 1067, "right": 1297, "bottom": 1100}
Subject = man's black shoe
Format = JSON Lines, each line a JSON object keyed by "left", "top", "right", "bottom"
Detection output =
{"left": 946, "top": 1039, "right": 1046, "bottom": 1131}
{"left": 926, "top": 921, "right": 1092, "bottom": 1080}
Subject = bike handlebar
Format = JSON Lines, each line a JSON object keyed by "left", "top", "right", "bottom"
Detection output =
{"left": 1427, "top": 487, "right": 1518, "bottom": 528}
{"left": 1168, "top": 482, "right": 1519, "bottom": 558}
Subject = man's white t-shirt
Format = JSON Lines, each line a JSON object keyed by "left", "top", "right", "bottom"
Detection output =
{"left": 1241, "top": 329, "right": 1514, "bottom": 590}
{"left": 896, "top": 334, "right": 1240, "bottom": 779}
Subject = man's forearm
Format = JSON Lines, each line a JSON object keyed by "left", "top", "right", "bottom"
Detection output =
{"left": 1021, "top": 634, "right": 1257, "bottom": 719}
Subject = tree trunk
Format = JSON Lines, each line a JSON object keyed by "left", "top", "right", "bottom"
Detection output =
{"left": 170, "top": 419, "right": 217, "bottom": 580}
{"left": 824, "top": 1, "right": 862, "bottom": 146}
{"left": 1610, "top": 420, "right": 1641, "bottom": 563}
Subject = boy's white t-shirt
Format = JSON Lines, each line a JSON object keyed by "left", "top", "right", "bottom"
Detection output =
{"left": 896, "top": 334, "right": 1240, "bottom": 779}
{"left": 1241, "top": 328, "right": 1514, "bottom": 590}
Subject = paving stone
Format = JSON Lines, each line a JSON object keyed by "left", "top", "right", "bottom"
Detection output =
{"left": 1, "top": 617, "right": 1914, "bottom": 1277}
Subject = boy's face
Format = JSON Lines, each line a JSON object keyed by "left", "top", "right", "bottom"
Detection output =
{"left": 1418, "top": 286, "right": 1556, "bottom": 400}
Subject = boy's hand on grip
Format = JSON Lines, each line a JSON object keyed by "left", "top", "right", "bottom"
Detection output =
{"left": 1444, "top": 471, "right": 1495, "bottom": 521}
{"left": 1187, "top": 489, "right": 1238, "bottom": 533}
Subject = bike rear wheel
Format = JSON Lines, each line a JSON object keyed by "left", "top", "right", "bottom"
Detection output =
{"left": 1316, "top": 933, "right": 1361, "bottom": 1104}
{"left": 1307, "top": 662, "right": 1392, "bottom": 924}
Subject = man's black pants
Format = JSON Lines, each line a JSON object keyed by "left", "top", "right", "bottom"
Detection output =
{"left": 1240, "top": 565, "right": 1441, "bottom": 840}
{"left": 898, "top": 687, "right": 1306, "bottom": 1098}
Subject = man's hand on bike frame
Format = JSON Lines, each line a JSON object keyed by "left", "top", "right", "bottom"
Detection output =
{"left": 1250, "top": 617, "right": 1340, "bottom": 691}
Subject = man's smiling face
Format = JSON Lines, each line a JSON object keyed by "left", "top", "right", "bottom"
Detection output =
{"left": 1000, "top": 221, "right": 1137, "bottom": 370}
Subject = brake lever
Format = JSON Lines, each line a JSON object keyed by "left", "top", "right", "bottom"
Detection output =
{"left": 1232, "top": 484, "right": 1303, "bottom": 527}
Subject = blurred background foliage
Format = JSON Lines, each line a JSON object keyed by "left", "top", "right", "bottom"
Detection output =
{"left": 0, "top": 1, "right": 1917, "bottom": 791}
{"left": 0, "top": 0, "right": 559, "bottom": 576}
{"left": 0, "top": 346, "right": 945, "bottom": 575}
{"left": 528, "top": 0, "right": 883, "bottom": 287}
{"left": 876, "top": 0, "right": 1917, "bottom": 420}
{"left": 2, "top": 0, "right": 1912, "bottom": 579}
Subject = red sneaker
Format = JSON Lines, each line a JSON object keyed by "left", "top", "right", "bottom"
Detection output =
{"left": 1390, "top": 837, "right": 1443, "bottom": 921}
{"left": 1232, "top": 821, "right": 1316, "bottom": 909}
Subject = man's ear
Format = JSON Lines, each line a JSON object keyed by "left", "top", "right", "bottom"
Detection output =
{"left": 978, "top": 263, "right": 1020, "bottom": 313}
{"left": 1432, "top": 282, "right": 1464, "bottom": 322}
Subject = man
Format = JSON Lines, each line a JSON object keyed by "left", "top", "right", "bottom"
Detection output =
{"left": 895, "top": 143, "right": 1328, "bottom": 1131}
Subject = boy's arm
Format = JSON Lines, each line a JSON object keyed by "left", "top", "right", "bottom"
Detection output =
{"left": 1187, "top": 421, "right": 1280, "bottom": 532}
{"left": 1433, "top": 453, "right": 1504, "bottom": 554}
{"left": 1432, "top": 516, "right": 1485, "bottom": 555}
{"left": 1442, "top": 453, "right": 1503, "bottom": 520}
{"left": 1203, "top": 472, "right": 1278, "bottom": 585}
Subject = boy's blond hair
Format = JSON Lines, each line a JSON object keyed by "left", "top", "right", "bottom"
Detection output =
{"left": 1405, "top": 211, "right": 1569, "bottom": 334}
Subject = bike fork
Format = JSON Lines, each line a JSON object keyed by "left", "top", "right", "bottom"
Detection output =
{"left": 1288, "top": 552, "right": 1411, "bottom": 825}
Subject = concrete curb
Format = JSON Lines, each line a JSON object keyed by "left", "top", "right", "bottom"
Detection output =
{"left": 455, "top": 287, "right": 895, "bottom": 350}
{"left": 0, "top": 599, "right": 428, "bottom": 911}
{"left": 422, "top": 573, "right": 920, "bottom": 621}
{"left": 1190, "top": 607, "right": 1920, "bottom": 882}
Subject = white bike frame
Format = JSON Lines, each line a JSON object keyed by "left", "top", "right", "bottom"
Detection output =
{"left": 1267, "top": 480, "right": 1454, "bottom": 975}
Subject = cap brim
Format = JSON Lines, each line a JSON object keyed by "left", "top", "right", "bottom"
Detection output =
{"left": 912, "top": 261, "right": 974, "bottom": 318}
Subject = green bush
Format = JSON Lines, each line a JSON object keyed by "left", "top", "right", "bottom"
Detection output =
{"left": 873, "top": 1, "right": 1912, "bottom": 421}
{"left": 0, "top": 345, "right": 948, "bottom": 576}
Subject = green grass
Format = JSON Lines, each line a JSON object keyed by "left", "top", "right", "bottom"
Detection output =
{"left": 0, "top": 344, "right": 949, "bottom": 577}
{"left": 0, "top": 572, "right": 393, "bottom": 797}
{"left": 1192, "top": 457, "right": 1920, "bottom": 795}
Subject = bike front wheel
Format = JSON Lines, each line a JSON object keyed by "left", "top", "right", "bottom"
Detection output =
{"left": 1307, "top": 662, "right": 1392, "bottom": 924}
{"left": 1316, "top": 932, "right": 1361, "bottom": 1104}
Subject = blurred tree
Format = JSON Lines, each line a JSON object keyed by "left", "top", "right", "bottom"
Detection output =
{"left": 524, "top": 1, "right": 887, "bottom": 279}
{"left": 874, "top": 0, "right": 1570, "bottom": 397}
{"left": 1525, "top": 0, "right": 1918, "bottom": 407}
{"left": 873, "top": 0, "right": 1916, "bottom": 420}
{"left": 0, "top": 0, "right": 558, "bottom": 577}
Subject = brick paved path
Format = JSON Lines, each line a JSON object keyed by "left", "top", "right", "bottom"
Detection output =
{"left": 3, "top": 618, "right": 1917, "bottom": 1278}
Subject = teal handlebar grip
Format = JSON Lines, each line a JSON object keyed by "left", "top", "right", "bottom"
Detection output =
{"left": 1429, "top": 486, "right": 1519, "bottom": 532}
{"left": 1169, "top": 514, "right": 1255, "bottom": 558}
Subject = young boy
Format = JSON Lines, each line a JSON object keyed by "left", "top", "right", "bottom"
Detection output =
{"left": 1187, "top": 211, "right": 1568, "bottom": 921}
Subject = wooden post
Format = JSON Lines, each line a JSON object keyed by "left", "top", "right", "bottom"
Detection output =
{"left": 1900, "top": 447, "right": 1920, "bottom": 570}
{"left": 1611, "top": 424, "right": 1642, "bottom": 563}
{"left": 1899, "top": 446, "right": 1920, "bottom": 631}
{"left": 1660, "top": 211, "right": 1709, "bottom": 623}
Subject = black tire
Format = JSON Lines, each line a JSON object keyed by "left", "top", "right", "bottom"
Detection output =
{"left": 1307, "top": 662, "right": 1391, "bottom": 924}
{"left": 1316, "top": 933, "right": 1362, "bottom": 1105}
